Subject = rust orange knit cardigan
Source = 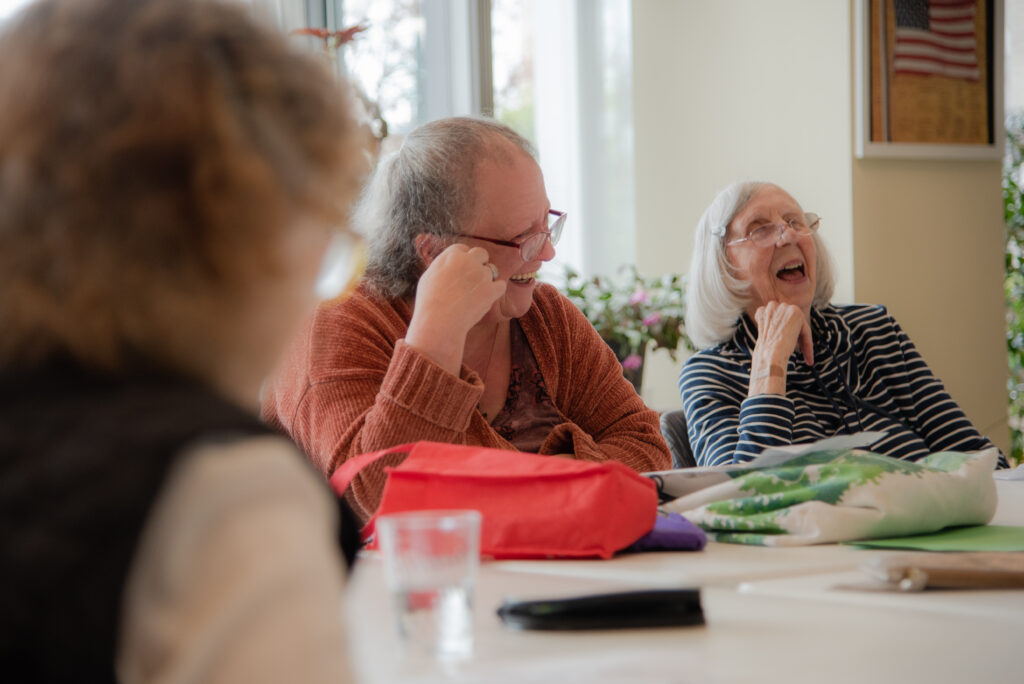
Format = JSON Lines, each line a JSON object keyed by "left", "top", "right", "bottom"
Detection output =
{"left": 262, "top": 282, "right": 671, "bottom": 520}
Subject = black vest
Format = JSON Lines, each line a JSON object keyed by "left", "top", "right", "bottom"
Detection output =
{"left": 0, "top": 363, "right": 359, "bottom": 682}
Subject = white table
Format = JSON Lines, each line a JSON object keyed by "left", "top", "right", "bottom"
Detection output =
{"left": 345, "top": 480, "right": 1023, "bottom": 683}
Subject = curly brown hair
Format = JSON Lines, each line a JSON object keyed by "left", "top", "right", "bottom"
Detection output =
{"left": 0, "top": 0, "right": 366, "bottom": 373}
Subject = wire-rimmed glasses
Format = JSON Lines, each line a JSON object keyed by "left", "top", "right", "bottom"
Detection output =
{"left": 457, "top": 210, "right": 566, "bottom": 262}
{"left": 726, "top": 213, "right": 821, "bottom": 248}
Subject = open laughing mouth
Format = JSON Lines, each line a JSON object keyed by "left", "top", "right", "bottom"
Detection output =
{"left": 509, "top": 271, "right": 537, "bottom": 284}
{"left": 776, "top": 262, "right": 805, "bottom": 282}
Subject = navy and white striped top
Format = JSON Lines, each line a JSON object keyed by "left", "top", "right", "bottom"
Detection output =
{"left": 678, "top": 304, "right": 1007, "bottom": 468}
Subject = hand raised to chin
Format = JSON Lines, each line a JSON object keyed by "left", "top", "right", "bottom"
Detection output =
{"left": 748, "top": 301, "right": 813, "bottom": 397}
{"left": 406, "top": 243, "right": 507, "bottom": 374}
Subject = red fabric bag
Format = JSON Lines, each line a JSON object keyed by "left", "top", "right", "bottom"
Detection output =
{"left": 329, "top": 441, "right": 658, "bottom": 559}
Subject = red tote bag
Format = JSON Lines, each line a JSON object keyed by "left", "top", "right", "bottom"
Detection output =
{"left": 329, "top": 441, "right": 658, "bottom": 559}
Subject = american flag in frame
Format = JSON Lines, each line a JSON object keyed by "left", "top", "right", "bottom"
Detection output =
{"left": 892, "top": 0, "right": 980, "bottom": 81}
{"left": 853, "top": 0, "right": 1002, "bottom": 158}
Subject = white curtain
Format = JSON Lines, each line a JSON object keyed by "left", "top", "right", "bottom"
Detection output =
{"left": 533, "top": 0, "right": 635, "bottom": 279}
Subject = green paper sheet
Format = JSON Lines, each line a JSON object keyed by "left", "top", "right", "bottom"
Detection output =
{"left": 846, "top": 525, "right": 1024, "bottom": 552}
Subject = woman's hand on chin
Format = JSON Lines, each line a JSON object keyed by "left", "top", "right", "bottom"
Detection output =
{"left": 406, "top": 244, "right": 507, "bottom": 373}
{"left": 748, "top": 301, "right": 813, "bottom": 397}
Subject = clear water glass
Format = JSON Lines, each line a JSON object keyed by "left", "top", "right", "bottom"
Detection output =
{"left": 376, "top": 510, "right": 482, "bottom": 660}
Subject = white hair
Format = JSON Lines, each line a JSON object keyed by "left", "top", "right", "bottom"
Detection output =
{"left": 685, "top": 181, "right": 836, "bottom": 349}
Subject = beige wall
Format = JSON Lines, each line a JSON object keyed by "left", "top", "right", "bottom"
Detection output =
{"left": 851, "top": 161, "right": 1009, "bottom": 451}
{"left": 632, "top": 0, "right": 855, "bottom": 410}
{"left": 632, "top": 0, "right": 1009, "bottom": 453}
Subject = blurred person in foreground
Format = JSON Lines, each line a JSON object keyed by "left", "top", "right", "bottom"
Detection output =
{"left": 262, "top": 116, "right": 671, "bottom": 521}
{"left": 679, "top": 181, "right": 1007, "bottom": 468}
{"left": 0, "top": 0, "right": 367, "bottom": 681}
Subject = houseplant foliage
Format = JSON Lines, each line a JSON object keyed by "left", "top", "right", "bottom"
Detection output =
{"left": 562, "top": 265, "right": 692, "bottom": 392}
{"left": 1003, "top": 112, "right": 1024, "bottom": 466}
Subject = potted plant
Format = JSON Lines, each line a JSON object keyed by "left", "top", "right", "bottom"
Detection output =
{"left": 562, "top": 265, "right": 692, "bottom": 393}
{"left": 1003, "top": 111, "right": 1024, "bottom": 467}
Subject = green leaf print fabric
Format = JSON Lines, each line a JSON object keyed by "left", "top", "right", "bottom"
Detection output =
{"left": 660, "top": 448, "right": 999, "bottom": 546}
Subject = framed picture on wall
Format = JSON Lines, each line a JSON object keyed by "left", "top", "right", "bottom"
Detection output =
{"left": 854, "top": 0, "right": 1004, "bottom": 160}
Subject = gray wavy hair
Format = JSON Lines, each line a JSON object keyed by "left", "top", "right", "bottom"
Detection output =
{"left": 685, "top": 181, "right": 836, "bottom": 349}
{"left": 353, "top": 116, "right": 536, "bottom": 299}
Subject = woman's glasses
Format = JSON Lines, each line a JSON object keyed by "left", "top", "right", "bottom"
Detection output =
{"left": 458, "top": 210, "right": 566, "bottom": 262}
{"left": 726, "top": 213, "right": 821, "bottom": 248}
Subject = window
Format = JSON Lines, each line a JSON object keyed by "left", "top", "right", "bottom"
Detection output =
{"left": 276, "top": 0, "right": 635, "bottom": 277}
{"left": 338, "top": 0, "right": 425, "bottom": 141}
{"left": 490, "top": 0, "right": 635, "bottom": 278}
{"left": 333, "top": 0, "right": 490, "bottom": 146}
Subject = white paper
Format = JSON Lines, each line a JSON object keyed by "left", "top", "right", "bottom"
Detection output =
{"left": 752, "top": 431, "right": 888, "bottom": 467}
{"left": 646, "top": 432, "right": 888, "bottom": 499}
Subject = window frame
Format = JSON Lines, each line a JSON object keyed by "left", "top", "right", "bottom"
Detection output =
{"left": 324, "top": 0, "right": 493, "bottom": 120}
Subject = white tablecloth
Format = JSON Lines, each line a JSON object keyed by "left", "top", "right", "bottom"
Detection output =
{"left": 346, "top": 479, "right": 1023, "bottom": 683}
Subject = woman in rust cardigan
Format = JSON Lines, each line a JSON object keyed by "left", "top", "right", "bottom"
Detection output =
{"left": 263, "top": 117, "right": 670, "bottom": 520}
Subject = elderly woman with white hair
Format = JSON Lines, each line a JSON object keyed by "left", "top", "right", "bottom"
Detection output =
{"left": 263, "top": 116, "right": 670, "bottom": 520}
{"left": 678, "top": 181, "right": 1006, "bottom": 468}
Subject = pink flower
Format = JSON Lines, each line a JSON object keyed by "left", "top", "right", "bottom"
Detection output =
{"left": 642, "top": 312, "right": 662, "bottom": 327}
{"left": 629, "top": 289, "right": 649, "bottom": 305}
{"left": 621, "top": 354, "right": 643, "bottom": 370}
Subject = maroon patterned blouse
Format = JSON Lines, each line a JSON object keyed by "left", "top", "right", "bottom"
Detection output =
{"left": 488, "top": 320, "right": 564, "bottom": 452}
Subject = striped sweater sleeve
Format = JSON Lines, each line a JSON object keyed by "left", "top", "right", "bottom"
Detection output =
{"left": 865, "top": 308, "right": 1006, "bottom": 465}
{"left": 679, "top": 305, "right": 1008, "bottom": 469}
{"left": 679, "top": 352, "right": 795, "bottom": 466}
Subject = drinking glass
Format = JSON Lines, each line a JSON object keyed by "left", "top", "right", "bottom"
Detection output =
{"left": 376, "top": 510, "right": 482, "bottom": 660}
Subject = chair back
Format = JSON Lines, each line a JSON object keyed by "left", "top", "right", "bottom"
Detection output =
{"left": 660, "top": 409, "right": 696, "bottom": 469}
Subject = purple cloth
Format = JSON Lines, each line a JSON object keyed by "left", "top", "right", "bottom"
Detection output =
{"left": 625, "top": 512, "right": 707, "bottom": 553}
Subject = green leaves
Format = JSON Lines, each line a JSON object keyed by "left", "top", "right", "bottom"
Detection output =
{"left": 1004, "top": 113, "right": 1024, "bottom": 466}
{"left": 561, "top": 265, "right": 693, "bottom": 361}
